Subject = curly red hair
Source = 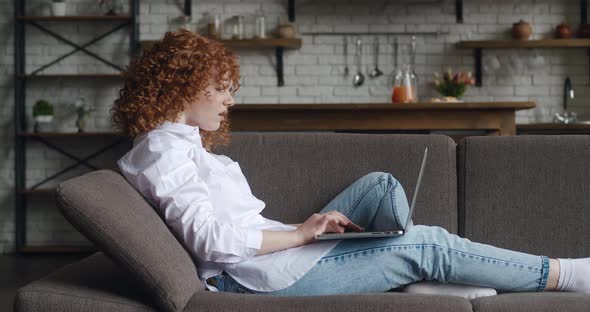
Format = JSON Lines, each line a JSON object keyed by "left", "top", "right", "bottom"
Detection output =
{"left": 111, "top": 29, "right": 240, "bottom": 152}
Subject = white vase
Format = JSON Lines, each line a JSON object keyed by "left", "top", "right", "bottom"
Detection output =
{"left": 51, "top": 2, "right": 66, "bottom": 16}
{"left": 34, "top": 115, "right": 55, "bottom": 133}
{"left": 34, "top": 115, "right": 54, "bottom": 123}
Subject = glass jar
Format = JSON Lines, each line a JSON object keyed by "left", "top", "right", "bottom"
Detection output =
{"left": 409, "top": 36, "right": 419, "bottom": 92}
{"left": 255, "top": 15, "right": 266, "bottom": 39}
{"left": 391, "top": 64, "right": 418, "bottom": 103}
{"left": 231, "top": 15, "right": 244, "bottom": 40}
{"left": 243, "top": 15, "right": 256, "bottom": 39}
{"left": 207, "top": 14, "right": 222, "bottom": 40}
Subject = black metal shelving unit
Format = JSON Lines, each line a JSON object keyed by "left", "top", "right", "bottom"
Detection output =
{"left": 13, "top": 0, "right": 139, "bottom": 254}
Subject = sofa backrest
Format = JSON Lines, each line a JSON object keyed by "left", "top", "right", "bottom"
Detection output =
{"left": 56, "top": 170, "right": 200, "bottom": 312}
{"left": 457, "top": 135, "right": 590, "bottom": 258}
{"left": 215, "top": 132, "right": 459, "bottom": 232}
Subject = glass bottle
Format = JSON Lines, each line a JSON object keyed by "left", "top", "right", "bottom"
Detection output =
{"left": 391, "top": 64, "right": 417, "bottom": 104}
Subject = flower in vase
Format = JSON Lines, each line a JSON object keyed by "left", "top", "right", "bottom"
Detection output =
{"left": 430, "top": 68, "right": 475, "bottom": 100}
{"left": 72, "top": 97, "right": 95, "bottom": 132}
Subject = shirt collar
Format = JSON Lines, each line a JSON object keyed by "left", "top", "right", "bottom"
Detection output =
{"left": 159, "top": 120, "right": 203, "bottom": 146}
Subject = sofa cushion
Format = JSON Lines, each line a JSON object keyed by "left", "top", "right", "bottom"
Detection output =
{"left": 470, "top": 293, "right": 590, "bottom": 312}
{"left": 215, "top": 133, "right": 459, "bottom": 232}
{"left": 55, "top": 170, "right": 200, "bottom": 312}
{"left": 184, "top": 291, "right": 473, "bottom": 312}
{"left": 457, "top": 135, "right": 590, "bottom": 257}
{"left": 402, "top": 280, "right": 497, "bottom": 300}
{"left": 14, "top": 252, "right": 157, "bottom": 312}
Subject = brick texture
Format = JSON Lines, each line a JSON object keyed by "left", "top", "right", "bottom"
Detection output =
{"left": 1, "top": 0, "right": 587, "bottom": 253}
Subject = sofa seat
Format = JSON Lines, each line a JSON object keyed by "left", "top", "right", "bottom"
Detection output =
{"left": 185, "top": 290, "right": 472, "bottom": 312}
{"left": 14, "top": 253, "right": 475, "bottom": 312}
{"left": 14, "top": 253, "right": 156, "bottom": 312}
{"left": 471, "top": 292, "right": 590, "bottom": 312}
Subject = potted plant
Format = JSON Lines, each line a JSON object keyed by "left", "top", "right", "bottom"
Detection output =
{"left": 32, "top": 99, "right": 55, "bottom": 132}
{"left": 51, "top": 0, "right": 66, "bottom": 16}
{"left": 430, "top": 68, "right": 475, "bottom": 102}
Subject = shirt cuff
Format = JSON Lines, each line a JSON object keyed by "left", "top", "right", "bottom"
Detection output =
{"left": 245, "top": 228, "right": 263, "bottom": 251}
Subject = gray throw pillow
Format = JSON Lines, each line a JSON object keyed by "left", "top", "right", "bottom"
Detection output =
{"left": 55, "top": 169, "right": 202, "bottom": 312}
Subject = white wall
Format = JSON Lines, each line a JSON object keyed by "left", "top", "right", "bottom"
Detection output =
{"left": 0, "top": 0, "right": 588, "bottom": 253}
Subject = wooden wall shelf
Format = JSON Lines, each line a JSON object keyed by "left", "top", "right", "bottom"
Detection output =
{"left": 19, "top": 74, "right": 123, "bottom": 79}
{"left": 143, "top": 38, "right": 301, "bottom": 50}
{"left": 19, "top": 132, "right": 127, "bottom": 138}
{"left": 221, "top": 38, "right": 302, "bottom": 49}
{"left": 17, "top": 15, "right": 131, "bottom": 22}
{"left": 141, "top": 38, "right": 302, "bottom": 50}
{"left": 457, "top": 38, "right": 590, "bottom": 87}
{"left": 141, "top": 38, "right": 302, "bottom": 87}
{"left": 457, "top": 39, "right": 590, "bottom": 49}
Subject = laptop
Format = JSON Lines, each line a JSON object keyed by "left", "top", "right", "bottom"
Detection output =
{"left": 315, "top": 147, "right": 428, "bottom": 240}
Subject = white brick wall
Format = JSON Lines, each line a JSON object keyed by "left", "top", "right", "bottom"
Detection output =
{"left": 1, "top": 0, "right": 588, "bottom": 253}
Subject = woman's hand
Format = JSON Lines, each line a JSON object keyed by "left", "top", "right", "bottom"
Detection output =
{"left": 295, "top": 211, "right": 362, "bottom": 245}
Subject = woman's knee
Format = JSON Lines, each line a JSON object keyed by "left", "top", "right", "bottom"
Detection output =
{"left": 363, "top": 172, "right": 400, "bottom": 189}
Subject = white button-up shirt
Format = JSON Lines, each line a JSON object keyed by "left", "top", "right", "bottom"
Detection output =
{"left": 117, "top": 121, "right": 340, "bottom": 292}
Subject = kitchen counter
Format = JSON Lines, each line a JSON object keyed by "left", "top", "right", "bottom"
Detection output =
{"left": 517, "top": 122, "right": 590, "bottom": 135}
{"left": 228, "top": 102, "right": 535, "bottom": 136}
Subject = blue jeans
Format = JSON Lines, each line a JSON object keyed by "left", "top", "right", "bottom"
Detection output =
{"left": 214, "top": 172, "right": 550, "bottom": 296}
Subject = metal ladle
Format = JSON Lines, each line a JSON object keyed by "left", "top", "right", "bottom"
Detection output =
{"left": 343, "top": 36, "right": 349, "bottom": 76}
{"left": 368, "top": 37, "right": 383, "bottom": 78}
{"left": 353, "top": 39, "right": 365, "bottom": 87}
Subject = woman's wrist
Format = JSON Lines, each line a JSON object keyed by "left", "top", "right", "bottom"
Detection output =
{"left": 293, "top": 228, "right": 312, "bottom": 246}
{"left": 257, "top": 229, "right": 308, "bottom": 256}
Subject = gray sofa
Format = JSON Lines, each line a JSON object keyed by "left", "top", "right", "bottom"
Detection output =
{"left": 14, "top": 133, "right": 590, "bottom": 311}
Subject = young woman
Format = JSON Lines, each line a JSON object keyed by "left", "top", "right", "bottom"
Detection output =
{"left": 111, "top": 29, "right": 589, "bottom": 297}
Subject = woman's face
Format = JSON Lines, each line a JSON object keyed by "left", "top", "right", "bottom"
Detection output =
{"left": 178, "top": 72, "right": 236, "bottom": 131}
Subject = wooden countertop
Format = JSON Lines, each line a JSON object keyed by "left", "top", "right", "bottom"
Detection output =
{"left": 517, "top": 122, "right": 590, "bottom": 134}
{"left": 517, "top": 122, "right": 590, "bottom": 129}
{"left": 228, "top": 102, "right": 535, "bottom": 135}
{"left": 230, "top": 102, "right": 535, "bottom": 111}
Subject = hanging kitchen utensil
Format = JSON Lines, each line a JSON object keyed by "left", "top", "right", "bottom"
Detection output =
{"left": 394, "top": 37, "right": 399, "bottom": 70}
{"left": 369, "top": 37, "right": 384, "bottom": 79}
{"left": 353, "top": 39, "right": 365, "bottom": 87}
{"left": 343, "top": 36, "right": 349, "bottom": 77}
